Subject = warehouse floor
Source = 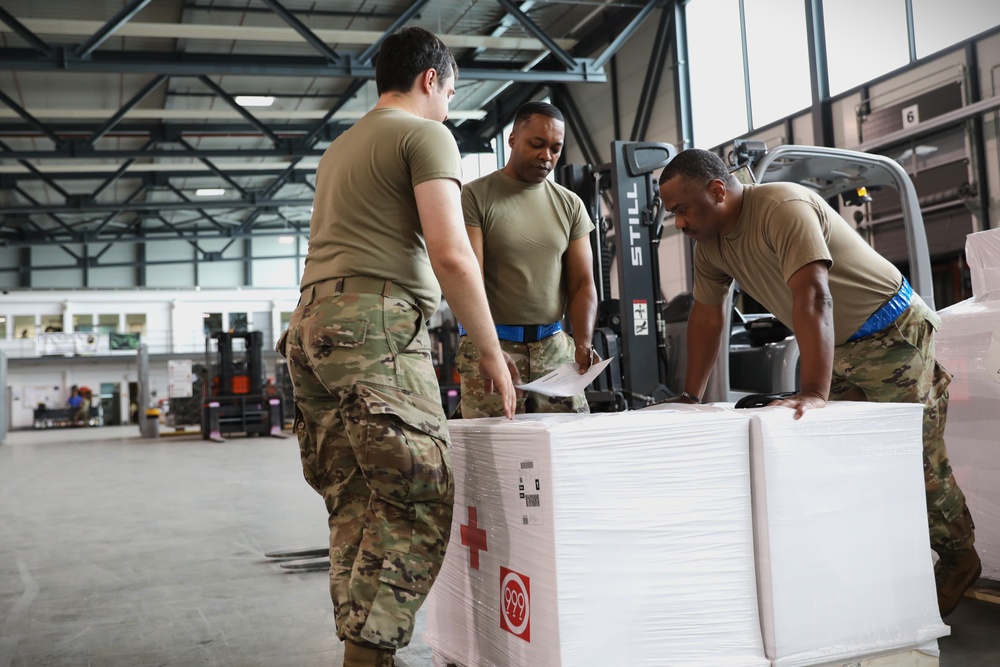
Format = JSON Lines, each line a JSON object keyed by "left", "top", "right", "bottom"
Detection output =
{"left": 1, "top": 425, "right": 998, "bottom": 667}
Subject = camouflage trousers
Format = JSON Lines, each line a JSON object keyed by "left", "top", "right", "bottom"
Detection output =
{"left": 455, "top": 331, "right": 590, "bottom": 418}
{"left": 279, "top": 281, "right": 454, "bottom": 650}
{"left": 831, "top": 295, "right": 973, "bottom": 555}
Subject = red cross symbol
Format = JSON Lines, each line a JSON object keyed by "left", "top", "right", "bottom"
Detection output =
{"left": 460, "top": 506, "right": 488, "bottom": 569}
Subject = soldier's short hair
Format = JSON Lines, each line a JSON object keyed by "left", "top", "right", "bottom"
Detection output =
{"left": 512, "top": 101, "right": 564, "bottom": 129}
{"left": 374, "top": 27, "right": 458, "bottom": 96}
{"left": 661, "top": 149, "right": 736, "bottom": 187}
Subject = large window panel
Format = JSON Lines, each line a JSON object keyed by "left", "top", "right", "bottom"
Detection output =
{"left": 824, "top": 0, "right": 910, "bottom": 96}
{"left": 686, "top": 0, "right": 748, "bottom": 148}
{"left": 744, "top": 0, "right": 811, "bottom": 128}
{"left": 912, "top": 0, "right": 1000, "bottom": 58}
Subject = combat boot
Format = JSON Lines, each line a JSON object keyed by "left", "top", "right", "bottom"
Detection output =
{"left": 343, "top": 640, "right": 395, "bottom": 667}
{"left": 935, "top": 546, "right": 982, "bottom": 617}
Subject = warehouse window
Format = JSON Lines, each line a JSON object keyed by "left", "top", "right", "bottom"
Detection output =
{"left": 72, "top": 314, "right": 95, "bottom": 333}
{"left": 14, "top": 315, "right": 35, "bottom": 339}
{"left": 743, "top": 0, "right": 811, "bottom": 128}
{"left": 824, "top": 0, "right": 909, "bottom": 96}
{"left": 912, "top": 0, "right": 1000, "bottom": 57}
{"left": 203, "top": 312, "right": 222, "bottom": 335}
{"left": 228, "top": 312, "right": 248, "bottom": 332}
{"left": 686, "top": 0, "right": 747, "bottom": 148}
{"left": 0, "top": 315, "right": 6, "bottom": 339}
{"left": 126, "top": 313, "right": 146, "bottom": 334}
{"left": 41, "top": 315, "right": 62, "bottom": 332}
{"left": 685, "top": 0, "right": 810, "bottom": 148}
{"left": 97, "top": 313, "right": 119, "bottom": 334}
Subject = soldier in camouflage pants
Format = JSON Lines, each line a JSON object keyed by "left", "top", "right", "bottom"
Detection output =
{"left": 456, "top": 331, "right": 589, "bottom": 417}
{"left": 281, "top": 282, "right": 454, "bottom": 652}
{"left": 830, "top": 296, "right": 975, "bottom": 557}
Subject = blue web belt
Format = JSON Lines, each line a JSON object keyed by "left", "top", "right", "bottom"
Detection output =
{"left": 847, "top": 277, "right": 913, "bottom": 342}
{"left": 457, "top": 321, "right": 562, "bottom": 343}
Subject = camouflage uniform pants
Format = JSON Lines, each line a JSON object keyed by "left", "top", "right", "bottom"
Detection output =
{"left": 455, "top": 331, "right": 590, "bottom": 418}
{"left": 830, "top": 295, "right": 973, "bottom": 555}
{"left": 279, "top": 282, "right": 454, "bottom": 650}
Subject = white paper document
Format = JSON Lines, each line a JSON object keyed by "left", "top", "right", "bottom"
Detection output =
{"left": 515, "top": 357, "right": 614, "bottom": 397}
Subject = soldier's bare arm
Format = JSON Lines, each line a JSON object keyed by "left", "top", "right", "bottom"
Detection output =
{"left": 770, "top": 260, "right": 832, "bottom": 419}
{"left": 416, "top": 177, "right": 520, "bottom": 419}
{"left": 676, "top": 299, "right": 726, "bottom": 403}
{"left": 465, "top": 225, "right": 486, "bottom": 279}
{"left": 564, "top": 236, "right": 598, "bottom": 373}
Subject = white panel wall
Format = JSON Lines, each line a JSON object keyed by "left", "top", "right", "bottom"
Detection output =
{"left": 89, "top": 243, "right": 136, "bottom": 289}
{"left": 145, "top": 240, "right": 196, "bottom": 288}
{"left": 0, "top": 247, "right": 18, "bottom": 289}
{"left": 196, "top": 239, "right": 246, "bottom": 288}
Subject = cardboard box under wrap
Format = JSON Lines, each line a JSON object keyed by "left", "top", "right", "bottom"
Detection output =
{"left": 424, "top": 409, "right": 769, "bottom": 667}
{"left": 937, "top": 289, "right": 1000, "bottom": 580}
{"left": 746, "top": 403, "right": 949, "bottom": 667}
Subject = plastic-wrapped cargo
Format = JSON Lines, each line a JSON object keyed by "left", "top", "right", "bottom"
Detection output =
{"left": 963, "top": 228, "right": 1000, "bottom": 296}
{"left": 746, "top": 402, "right": 949, "bottom": 667}
{"left": 935, "top": 226, "right": 1000, "bottom": 580}
{"left": 937, "top": 285, "right": 1000, "bottom": 580}
{"left": 424, "top": 408, "right": 769, "bottom": 667}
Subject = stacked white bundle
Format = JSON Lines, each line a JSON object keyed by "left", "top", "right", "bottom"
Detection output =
{"left": 937, "top": 228, "right": 1000, "bottom": 581}
{"left": 424, "top": 408, "right": 769, "bottom": 667}
{"left": 746, "top": 402, "right": 949, "bottom": 667}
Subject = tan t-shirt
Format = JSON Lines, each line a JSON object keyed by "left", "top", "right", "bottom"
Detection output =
{"left": 300, "top": 108, "right": 463, "bottom": 319}
{"left": 693, "top": 182, "right": 901, "bottom": 345}
{"left": 463, "top": 170, "right": 594, "bottom": 324}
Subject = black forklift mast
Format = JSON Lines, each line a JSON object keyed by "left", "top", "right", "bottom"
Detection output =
{"left": 560, "top": 141, "right": 678, "bottom": 410}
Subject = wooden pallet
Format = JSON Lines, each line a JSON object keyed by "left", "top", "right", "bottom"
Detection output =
{"left": 964, "top": 583, "right": 1000, "bottom": 605}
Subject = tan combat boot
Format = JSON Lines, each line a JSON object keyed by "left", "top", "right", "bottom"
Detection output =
{"left": 343, "top": 640, "right": 395, "bottom": 667}
{"left": 934, "top": 505, "right": 981, "bottom": 617}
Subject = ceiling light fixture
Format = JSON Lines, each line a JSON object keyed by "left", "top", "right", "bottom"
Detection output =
{"left": 195, "top": 188, "right": 225, "bottom": 196}
{"left": 235, "top": 95, "right": 275, "bottom": 107}
{"left": 278, "top": 235, "right": 295, "bottom": 245}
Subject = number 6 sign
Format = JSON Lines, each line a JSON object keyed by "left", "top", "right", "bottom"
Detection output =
{"left": 500, "top": 566, "right": 531, "bottom": 641}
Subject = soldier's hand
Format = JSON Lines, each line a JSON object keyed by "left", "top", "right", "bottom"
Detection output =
{"left": 478, "top": 351, "right": 521, "bottom": 419}
{"left": 575, "top": 343, "right": 599, "bottom": 373}
{"left": 769, "top": 391, "right": 827, "bottom": 420}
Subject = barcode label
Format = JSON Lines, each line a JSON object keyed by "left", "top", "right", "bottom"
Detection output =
{"left": 523, "top": 516, "right": 529, "bottom": 524}
{"left": 524, "top": 494, "right": 540, "bottom": 507}
{"left": 520, "top": 461, "right": 534, "bottom": 469}
{"left": 516, "top": 460, "right": 542, "bottom": 525}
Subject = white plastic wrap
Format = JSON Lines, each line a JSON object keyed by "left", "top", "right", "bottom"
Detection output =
{"left": 964, "top": 228, "right": 1000, "bottom": 296}
{"left": 746, "top": 402, "right": 949, "bottom": 667}
{"left": 424, "top": 409, "right": 769, "bottom": 667}
{"left": 937, "top": 290, "right": 1000, "bottom": 580}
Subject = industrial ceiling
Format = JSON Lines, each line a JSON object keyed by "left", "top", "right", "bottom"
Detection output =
{"left": 0, "top": 0, "right": 665, "bottom": 281}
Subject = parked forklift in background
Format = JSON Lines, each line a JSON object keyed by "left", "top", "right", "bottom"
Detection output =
{"left": 201, "top": 330, "right": 284, "bottom": 441}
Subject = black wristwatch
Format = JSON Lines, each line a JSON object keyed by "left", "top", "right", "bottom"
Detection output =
{"left": 678, "top": 390, "right": 702, "bottom": 404}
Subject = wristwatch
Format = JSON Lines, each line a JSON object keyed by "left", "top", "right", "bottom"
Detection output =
{"left": 678, "top": 390, "right": 702, "bottom": 404}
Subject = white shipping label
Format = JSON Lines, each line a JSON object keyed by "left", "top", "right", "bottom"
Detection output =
{"left": 517, "top": 460, "right": 543, "bottom": 525}
{"left": 633, "top": 300, "right": 649, "bottom": 336}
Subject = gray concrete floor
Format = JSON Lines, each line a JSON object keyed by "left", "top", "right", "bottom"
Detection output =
{"left": 1, "top": 425, "right": 998, "bottom": 667}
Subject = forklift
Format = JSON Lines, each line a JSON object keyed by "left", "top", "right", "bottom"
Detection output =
{"left": 202, "top": 330, "right": 284, "bottom": 441}
{"left": 561, "top": 140, "right": 936, "bottom": 408}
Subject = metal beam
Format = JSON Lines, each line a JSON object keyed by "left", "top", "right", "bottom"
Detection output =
{"left": 496, "top": 0, "right": 579, "bottom": 71}
{"left": 0, "top": 197, "right": 313, "bottom": 215}
{"left": 88, "top": 75, "right": 165, "bottom": 145}
{"left": 0, "top": 6, "right": 52, "bottom": 55}
{"left": 553, "top": 85, "right": 600, "bottom": 166}
{"left": 0, "top": 49, "right": 606, "bottom": 82}
{"left": 259, "top": 0, "right": 340, "bottom": 63}
{"left": 176, "top": 138, "right": 251, "bottom": 197}
{"left": 0, "top": 90, "right": 62, "bottom": 144}
{"left": 89, "top": 139, "right": 157, "bottom": 199}
{"left": 1, "top": 147, "right": 325, "bottom": 160}
{"left": 358, "top": 0, "right": 432, "bottom": 64}
{"left": 90, "top": 184, "right": 149, "bottom": 237}
{"left": 592, "top": 0, "right": 663, "bottom": 70}
{"left": 630, "top": 4, "right": 673, "bottom": 142}
{"left": 0, "top": 138, "right": 72, "bottom": 199}
{"left": 73, "top": 0, "right": 152, "bottom": 59}
{"left": 672, "top": 0, "right": 693, "bottom": 149}
{"left": 804, "top": 0, "right": 833, "bottom": 146}
{"left": 198, "top": 76, "right": 282, "bottom": 145}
